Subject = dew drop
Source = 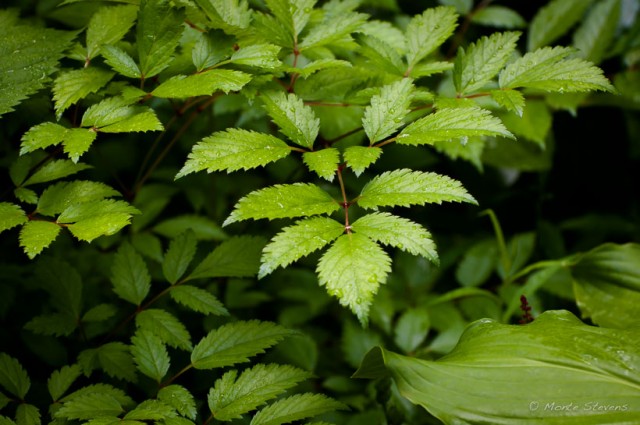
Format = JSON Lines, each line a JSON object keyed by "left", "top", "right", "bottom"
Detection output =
{"left": 367, "top": 274, "right": 377, "bottom": 283}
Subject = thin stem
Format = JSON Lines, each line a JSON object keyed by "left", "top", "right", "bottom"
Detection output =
{"left": 507, "top": 258, "right": 577, "bottom": 284}
{"left": 160, "top": 364, "right": 194, "bottom": 388}
{"left": 133, "top": 114, "right": 179, "bottom": 190}
{"left": 480, "top": 209, "right": 511, "bottom": 277}
{"left": 336, "top": 165, "right": 351, "bottom": 233}
{"left": 326, "top": 127, "right": 364, "bottom": 146}
{"left": 446, "top": 0, "right": 494, "bottom": 59}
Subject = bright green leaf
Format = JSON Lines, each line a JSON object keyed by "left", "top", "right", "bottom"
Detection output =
{"left": 231, "top": 44, "right": 281, "bottom": 69}
{"left": 358, "top": 169, "right": 477, "bottom": 210}
{"left": 111, "top": 242, "right": 151, "bottom": 306}
{"left": 261, "top": 91, "right": 319, "bottom": 149}
{"left": 153, "top": 70, "right": 252, "bottom": 98}
{"left": 528, "top": 0, "right": 593, "bottom": 51}
{"left": 298, "top": 11, "right": 367, "bottom": 51}
{"left": 317, "top": 233, "right": 392, "bottom": 324}
{"left": 188, "top": 236, "right": 266, "bottom": 280}
{"left": 53, "top": 68, "right": 115, "bottom": 119}
{"left": 137, "top": 0, "right": 185, "bottom": 78}
{"left": 23, "top": 160, "right": 92, "bottom": 186}
{"left": 163, "top": 230, "right": 198, "bottom": 284}
{"left": 55, "top": 393, "right": 123, "bottom": 420}
{"left": 250, "top": 393, "right": 347, "bottom": 425}
{"left": 86, "top": 5, "right": 138, "bottom": 59}
{"left": 136, "top": 309, "right": 192, "bottom": 351}
{"left": 363, "top": 79, "right": 414, "bottom": 143}
{"left": 64, "top": 200, "right": 139, "bottom": 241}
{"left": 191, "top": 321, "right": 295, "bottom": 369}
{"left": 124, "top": 400, "right": 175, "bottom": 421}
{"left": 265, "top": 0, "right": 315, "bottom": 39}
{"left": 20, "top": 122, "right": 68, "bottom": 155}
{"left": 176, "top": 129, "right": 291, "bottom": 178}
{"left": 471, "top": 6, "right": 526, "bottom": 29}
{"left": 158, "top": 385, "right": 196, "bottom": 420}
{"left": 19, "top": 221, "right": 61, "bottom": 259}
{"left": 405, "top": 6, "right": 458, "bottom": 69}
{"left": 195, "top": 0, "right": 252, "bottom": 34}
{"left": 302, "top": 148, "right": 340, "bottom": 181}
{"left": 259, "top": 217, "right": 344, "bottom": 278}
{"left": 573, "top": 0, "right": 621, "bottom": 65}
{"left": 288, "top": 58, "right": 352, "bottom": 79}
{"left": 62, "top": 128, "right": 99, "bottom": 162}
{"left": 499, "top": 100, "right": 552, "bottom": 147}
{"left": 351, "top": 212, "right": 438, "bottom": 263}
{"left": 491, "top": 89, "right": 525, "bottom": 117}
{"left": 81, "top": 97, "right": 163, "bottom": 133}
{"left": 48, "top": 365, "right": 82, "bottom": 401}
{"left": 344, "top": 146, "right": 382, "bottom": 176}
{"left": 170, "top": 285, "right": 228, "bottom": 316}
{"left": 37, "top": 181, "right": 120, "bottom": 217}
{"left": 356, "top": 33, "right": 405, "bottom": 76}
{"left": 100, "top": 45, "right": 141, "bottom": 78}
{"left": 0, "top": 203, "right": 27, "bottom": 234}
{"left": 0, "top": 353, "right": 30, "bottom": 399}
{"left": 15, "top": 404, "right": 40, "bottom": 425}
{"left": 153, "top": 214, "right": 227, "bottom": 241}
{"left": 131, "top": 330, "right": 170, "bottom": 382}
{"left": 95, "top": 342, "right": 138, "bottom": 382}
{"left": 394, "top": 308, "right": 430, "bottom": 354}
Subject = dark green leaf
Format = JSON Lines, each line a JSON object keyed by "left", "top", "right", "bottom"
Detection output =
{"left": 111, "top": 243, "right": 151, "bottom": 306}
{"left": 158, "top": 385, "right": 196, "bottom": 420}
{"left": 23, "top": 160, "right": 92, "bottom": 186}
{"left": 455, "top": 239, "right": 498, "bottom": 287}
{"left": 96, "top": 342, "right": 138, "bottom": 382}
{"left": 528, "top": 0, "right": 593, "bottom": 51}
{"left": 131, "top": 330, "right": 170, "bottom": 382}
{"left": 153, "top": 70, "right": 252, "bottom": 98}
{"left": 137, "top": 0, "right": 185, "bottom": 78}
{"left": 154, "top": 214, "right": 227, "bottom": 241}
{"left": 24, "top": 313, "right": 76, "bottom": 337}
{"left": 394, "top": 308, "right": 430, "bottom": 354}
{"left": 101, "top": 45, "right": 141, "bottom": 78}
{"left": 188, "top": 236, "right": 266, "bottom": 280}
{"left": 124, "top": 400, "right": 175, "bottom": 421}
{"left": 572, "top": 0, "right": 621, "bottom": 65}
{"left": 48, "top": 365, "right": 82, "bottom": 401}
{"left": 55, "top": 393, "right": 123, "bottom": 420}
{"left": 170, "top": 285, "right": 228, "bottom": 316}
{"left": 136, "top": 309, "right": 192, "bottom": 351}
{"left": 15, "top": 404, "right": 40, "bottom": 425}
{"left": 163, "top": 230, "right": 198, "bottom": 284}
{"left": 82, "top": 304, "right": 117, "bottom": 323}
{"left": 0, "top": 203, "right": 27, "bottom": 234}
{"left": 250, "top": 393, "right": 347, "bottom": 425}
{"left": 471, "top": 6, "right": 526, "bottom": 29}
{"left": 0, "top": 353, "right": 30, "bottom": 399}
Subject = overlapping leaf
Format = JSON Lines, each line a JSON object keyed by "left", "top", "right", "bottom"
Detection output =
{"left": 136, "top": 309, "right": 192, "bottom": 351}
{"left": 0, "top": 203, "right": 27, "bottom": 234}
{"left": 53, "top": 68, "right": 115, "bottom": 119}
{"left": 262, "top": 92, "right": 319, "bottom": 149}
{"left": 528, "top": 0, "right": 593, "bottom": 51}
{"left": 405, "top": 6, "right": 458, "bottom": 69}
{"left": 187, "top": 236, "right": 265, "bottom": 280}
{"left": 170, "top": 286, "right": 228, "bottom": 316}
{"left": 86, "top": 4, "right": 138, "bottom": 59}
{"left": 153, "top": 70, "right": 251, "bottom": 98}
{"left": 363, "top": 79, "right": 414, "bottom": 143}
{"left": 19, "top": 221, "right": 61, "bottom": 259}
{"left": 137, "top": 0, "right": 185, "bottom": 78}
{"left": 131, "top": 331, "right": 170, "bottom": 382}
{"left": 298, "top": 10, "right": 367, "bottom": 51}
{"left": 163, "top": 230, "right": 197, "bottom": 284}
{"left": 572, "top": 0, "right": 620, "bottom": 65}
{"left": 158, "top": 385, "right": 196, "bottom": 420}
{"left": 250, "top": 393, "right": 347, "bottom": 425}
{"left": 81, "top": 97, "right": 163, "bottom": 133}
{"left": 111, "top": 243, "right": 151, "bottom": 306}
{"left": 48, "top": 365, "right": 82, "bottom": 401}
{"left": 0, "top": 353, "right": 30, "bottom": 399}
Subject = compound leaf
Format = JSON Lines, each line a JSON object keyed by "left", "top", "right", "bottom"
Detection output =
{"left": 191, "top": 321, "right": 295, "bottom": 369}
{"left": 344, "top": 146, "right": 382, "bottom": 176}
{"left": 131, "top": 330, "right": 170, "bottom": 382}
{"left": 196, "top": 0, "right": 252, "bottom": 34}
{"left": 62, "top": 129, "right": 99, "bottom": 162}
{"left": 352, "top": 213, "right": 438, "bottom": 263}
{"left": 136, "top": 309, "right": 192, "bottom": 351}
{"left": 573, "top": 0, "right": 621, "bottom": 65}
{"left": 317, "top": 233, "right": 392, "bottom": 325}
{"left": 399, "top": 107, "right": 513, "bottom": 145}
{"left": 19, "top": 221, "right": 61, "bottom": 259}
{"left": 261, "top": 92, "right": 319, "bottom": 149}
{"left": 259, "top": 216, "right": 344, "bottom": 278}
{"left": 152, "top": 69, "right": 251, "bottom": 98}
{"left": 363, "top": 79, "right": 414, "bottom": 144}
{"left": 208, "top": 364, "right": 311, "bottom": 420}
{"left": 53, "top": 68, "right": 115, "bottom": 119}
{"left": 137, "top": 0, "right": 185, "bottom": 78}
{"left": 250, "top": 393, "right": 347, "bottom": 425}
{"left": 187, "top": 236, "right": 265, "bottom": 280}
{"left": 0, "top": 353, "right": 30, "bottom": 399}
{"left": 124, "top": 400, "right": 175, "bottom": 421}
{"left": 0, "top": 203, "right": 27, "bottom": 234}
{"left": 163, "top": 230, "right": 198, "bottom": 284}
{"left": 528, "top": 0, "right": 593, "bottom": 51}
{"left": 356, "top": 33, "right": 405, "bottom": 76}
{"left": 405, "top": 6, "right": 458, "bottom": 69}
{"left": 177, "top": 129, "right": 291, "bottom": 178}
{"left": 170, "top": 285, "right": 228, "bottom": 316}
{"left": 86, "top": 5, "right": 138, "bottom": 59}
{"left": 223, "top": 184, "right": 339, "bottom": 226}
{"left": 358, "top": 169, "right": 477, "bottom": 209}
{"left": 302, "top": 148, "right": 340, "bottom": 181}
{"left": 20, "top": 122, "right": 68, "bottom": 155}
{"left": 158, "top": 385, "right": 196, "bottom": 420}
{"left": 111, "top": 242, "right": 151, "bottom": 306}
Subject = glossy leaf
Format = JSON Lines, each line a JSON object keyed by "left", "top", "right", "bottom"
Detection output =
{"left": 111, "top": 243, "right": 151, "bottom": 306}
{"left": 86, "top": 5, "right": 138, "bottom": 59}
{"left": 137, "top": 0, "right": 185, "bottom": 78}
{"left": 528, "top": 0, "right": 593, "bottom": 51}
{"left": 101, "top": 45, "right": 141, "bottom": 78}
{"left": 0, "top": 353, "right": 30, "bottom": 399}
{"left": 170, "top": 285, "right": 228, "bottom": 316}
{"left": 298, "top": 11, "right": 366, "bottom": 51}
{"left": 356, "top": 33, "right": 405, "bottom": 76}
{"left": 158, "top": 385, "right": 196, "bottom": 420}
{"left": 53, "top": 68, "right": 115, "bottom": 119}
{"left": 405, "top": 6, "right": 458, "bottom": 69}
{"left": 131, "top": 330, "right": 170, "bottom": 382}
{"left": 163, "top": 230, "right": 198, "bottom": 284}
{"left": 55, "top": 393, "right": 123, "bottom": 420}
{"left": 261, "top": 91, "right": 319, "bottom": 149}
{"left": 302, "top": 148, "right": 340, "bottom": 181}
{"left": 152, "top": 70, "right": 251, "bottom": 98}
{"left": 344, "top": 146, "right": 382, "bottom": 176}
{"left": 0, "top": 203, "right": 27, "bottom": 234}
{"left": 37, "top": 181, "right": 119, "bottom": 217}
{"left": 20, "top": 122, "right": 67, "bottom": 154}
{"left": 81, "top": 97, "right": 163, "bottom": 133}
{"left": 196, "top": 0, "right": 252, "bottom": 34}
{"left": 187, "top": 236, "right": 265, "bottom": 280}
{"left": 230, "top": 44, "right": 281, "bottom": 69}
{"left": 23, "top": 160, "right": 92, "bottom": 186}
{"left": 19, "top": 221, "right": 61, "bottom": 259}
{"left": 250, "top": 393, "right": 347, "bottom": 425}
{"left": 491, "top": 89, "right": 525, "bottom": 117}
{"left": 136, "top": 309, "right": 192, "bottom": 351}
{"left": 124, "top": 400, "right": 175, "bottom": 421}
{"left": 363, "top": 79, "right": 414, "bottom": 143}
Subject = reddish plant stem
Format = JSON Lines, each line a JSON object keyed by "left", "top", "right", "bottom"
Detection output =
{"left": 447, "top": 0, "right": 494, "bottom": 58}
{"left": 336, "top": 165, "right": 351, "bottom": 233}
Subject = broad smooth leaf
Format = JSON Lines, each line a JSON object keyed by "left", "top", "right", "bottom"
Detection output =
{"left": 19, "top": 221, "right": 61, "bottom": 259}
{"left": 358, "top": 169, "right": 477, "bottom": 209}
{"left": 405, "top": 6, "right": 458, "bottom": 69}
{"left": 302, "top": 148, "right": 340, "bottom": 181}
{"left": 53, "top": 68, "right": 115, "bottom": 119}
{"left": 261, "top": 91, "right": 319, "bottom": 149}
{"left": 136, "top": 309, "right": 192, "bottom": 351}
{"left": 187, "top": 236, "right": 265, "bottom": 280}
{"left": 250, "top": 393, "right": 347, "bottom": 425}
{"left": 399, "top": 107, "right": 513, "bottom": 145}
{"left": 344, "top": 146, "right": 382, "bottom": 176}
{"left": 393, "top": 308, "right": 430, "bottom": 354}
{"left": 137, "top": 0, "right": 185, "bottom": 78}
{"left": 191, "top": 321, "right": 295, "bottom": 369}
{"left": 162, "top": 230, "right": 198, "bottom": 284}
{"left": 571, "top": 243, "right": 640, "bottom": 329}
{"left": 86, "top": 5, "right": 138, "bottom": 59}
{"left": 152, "top": 69, "right": 251, "bottom": 98}
{"left": 223, "top": 184, "right": 339, "bottom": 226}
{"left": 317, "top": 233, "right": 392, "bottom": 324}
{"left": 0, "top": 353, "right": 30, "bottom": 399}
{"left": 572, "top": 0, "right": 621, "bottom": 65}
{"left": 47, "top": 364, "right": 82, "bottom": 401}
{"left": 259, "top": 216, "right": 344, "bottom": 278}
{"left": 176, "top": 129, "right": 291, "bottom": 178}
{"left": 351, "top": 212, "right": 438, "bottom": 263}
{"left": 528, "top": 0, "right": 593, "bottom": 51}
{"left": 158, "top": 385, "right": 196, "bottom": 420}
{"left": 208, "top": 364, "right": 311, "bottom": 420}
{"left": 354, "top": 310, "right": 640, "bottom": 424}
{"left": 170, "top": 285, "right": 228, "bottom": 316}
{"left": 0, "top": 203, "right": 27, "bottom": 233}
{"left": 111, "top": 243, "right": 151, "bottom": 306}
{"left": 131, "top": 330, "right": 170, "bottom": 382}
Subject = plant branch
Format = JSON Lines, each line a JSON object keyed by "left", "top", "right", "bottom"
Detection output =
{"left": 447, "top": 0, "right": 494, "bottom": 58}
{"left": 336, "top": 165, "right": 351, "bottom": 233}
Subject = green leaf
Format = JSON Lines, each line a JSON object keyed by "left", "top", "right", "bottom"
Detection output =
{"left": 499, "top": 46, "right": 615, "bottom": 93}
{"left": 0, "top": 353, "right": 30, "bottom": 399}
{"left": 405, "top": 6, "right": 458, "bottom": 69}
{"left": 528, "top": 0, "right": 593, "bottom": 51}
{"left": 195, "top": 0, "right": 252, "bottom": 34}
{"left": 261, "top": 92, "right": 319, "bottom": 149}
{"left": 82, "top": 304, "right": 117, "bottom": 323}
{"left": 455, "top": 239, "right": 499, "bottom": 287}
{"left": 111, "top": 242, "right": 151, "bottom": 306}
{"left": 131, "top": 330, "right": 170, "bottom": 382}
{"left": 163, "top": 230, "right": 198, "bottom": 284}
{"left": 136, "top": 309, "right": 192, "bottom": 351}
{"left": 230, "top": 44, "right": 281, "bottom": 69}
{"left": 24, "top": 313, "right": 76, "bottom": 337}
{"left": 0, "top": 15, "right": 75, "bottom": 116}
{"left": 453, "top": 31, "right": 521, "bottom": 95}
{"left": 124, "top": 400, "right": 175, "bottom": 421}
{"left": 20, "top": 122, "right": 68, "bottom": 155}
{"left": 470, "top": 6, "right": 526, "bottom": 29}
{"left": 137, "top": 0, "right": 185, "bottom": 78}
{"left": 573, "top": 0, "right": 621, "bottom": 65}
{"left": 19, "top": 221, "right": 61, "bottom": 259}
{"left": 363, "top": 79, "right": 414, "bottom": 143}
{"left": 81, "top": 97, "right": 163, "bottom": 133}
{"left": 36, "top": 258, "right": 83, "bottom": 317}
{"left": 23, "top": 160, "right": 92, "bottom": 186}
{"left": 0, "top": 203, "right": 27, "bottom": 234}
{"left": 86, "top": 5, "right": 138, "bottom": 59}
{"left": 265, "top": 0, "right": 315, "bottom": 40}
{"left": 250, "top": 393, "right": 346, "bottom": 425}
{"left": 344, "top": 146, "right": 382, "bottom": 176}
{"left": 351, "top": 213, "right": 438, "bottom": 263}
{"left": 48, "top": 365, "right": 82, "bottom": 401}
{"left": 409, "top": 61, "right": 453, "bottom": 78}
{"left": 571, "top": 243, "right": 640, "bottom": 329}
{"left": 394, "top": 308, "right": 430, "bottom": 354}
{"left": 62, "top": 128, "right": 99, "bottom": 162}
{"left": 170, "top": 285, "right": 228, "bottom": 316}
{"left": 153, "top": 70, "right": 252, "bottom": 98}
{"left": 37, "top": 181, "right": 120, "bottom": 217}
{"left": 191, "top": 321, "right": 295, "bottom": 369}
{"left": 14, "top": 188, "right": 38, "bottom": 205}
{"left": 176, "top": 129, "right": 291, "bottom": 178}
{"left": 101, "top": 45, "right": 141, "bottom": 78}
{"left": 288, "top": 59, "right": 352, "bottom": 79}
{"left": 53, "top": 68, "right": 115, "bottom": 119}
{"left": 491, "top": 89, "right": 525, "bottom": 117}
{"left": 64, "top": 199, "right": 140, "bottom": 241}
{"left": 154, "top": 214, "right": 227, "bottom": 241}
{"left": 499, "top": 100, "right": 552, "bottom": 147}
{"left": 95, "top": 342, "right": 138, "bottom": 382}
{"left": 298, "top": 11, "right": 367, "bottom": 51}
{"left": 15, "top": 404, "right": 40, "bottom": 425}
{"left": 209, "top": 364, "right": 311, "bottom": 420}
{"left": 158, "top": 385, "right": 196, "bottom": 420}
{"left": 55, "top": 393, "right": 123, "bottom": 420}
{"left": 317, "top": 233, "right": 392, "bottom": 324}
{"left": 354, "top": 310, "right": 640, "bottom": 424}
{"left": 358, "top": 169, "right": 476, "bottom": 210}
{"left": 259, "top": 217, "right": 344, "bottom": 278}
{"left": 188, "top": 236, "right": 266, "bottom": 280}
{"left": 224, "top": 184, "right": 339, "bottom": 226}
{"left": 399, "top": 107, "right": 513, "bottom": 145}
{"left": 302, "top": 149, "right": 340, "bottom": 181}
{"left": 0, "top": 394, "right": 9, "bottom": 411}
{"left": 356, "top": 34, "right": 405, "bottom": 76}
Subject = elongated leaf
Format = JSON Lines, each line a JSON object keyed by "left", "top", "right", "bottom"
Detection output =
{"left": 16, "top": 403, "right": 39, "bottom": 425}
{"left": 209, "top": 364, "right": 311, "bottom": 420}
{"left": 82, "top": 304, "right": 117, "bottom": 323}
{"left": 177, "top": 129, "right": 291, "bottom": 178}
{"left": 405, "top": 7, "right": 458, "bottom": 69}
{"left": 53, "top": 68, "right": 115, "bottom": 119}
{"left": 298, "top": 11, "right": 367, "bottom": 51}
{"left": 55, "top": 393, "right": 123, "bottom": 420}
{"left": 191, "top": 321, "right": 295, "bottom": 369}
{"left": 101, "top": 45, "right": 141, "bottom": 78}
{"left": 64, "top": 199, "right": 139, "bottom": 241}
{"left": 136, "top": 309, "right": 192, "bottom": 351}
{"left": 250, "top": 393, "right": 346, "bottom": 425}
{"left": 528, "top": 0, "right": 593, "bottom": 51}
{"left": 287, "top": 58, "right": 351, "bottom": 78}
{"left": 154, "top": 214, "right": 227, "bottom": 241}
{"left": 471, "top": 6, "right": 526, "bottom": 29}
{"left": 19, "top": 221, "right": 61, "bottom": 259}
{"left": 262, "top": 92, "right": 319, "bottom": 149}
{"left": 363, "top": 79, "right": 414, "bottom": 143}
{"left": 48, "top": 365, "right": 82, "bottom": 401}
{"left": 223, "top": 184, "right": 339, "bottom": 226}
{"left": 573, "top": 0, "right": 621, "bottom": 65}
{"left": 453, "top": 32, "right": 521, "bottom": 95}
{"left": 158, "top": 385, "right": 196, "bottom": 420}
{"left": 344, "top": 146, "right": 382, "bottom": 176}
{"left": 399, "top": 107, "right": 513, "bottom": 145}
{"left": 302, "top": 148, "right": 340, "bottom": 181}
{"left": 358, "top": 169, "right": 476, "bottom": 210}
{"left": 111, "top": 243, "right": 151, "bottom": 306}
{"left": 81, "top": 97, "right": 163, "bottom": 133}
{"left": 491, "top": 89, "right": 525, "bottom": 117}
{"left": 499, "top": 46, "right": 615, "bottom": 93}
{"left": 188, "top": 236, "right": 265, "bottom": 280}
{"left": 124, "top": 400, "right": 175, "bottom": 421}
{"left": 137, "top": 0, "right": 185, "bottom": 78}
{"left": 230, "top": 44, "right": 281, "bottom": 69}
{"left": 317, "top": 233, "right": 392, "bottom": 324}
{"left": 23, "top": 160, "right": 92, "bottom": 187}
{"left": 37, "top": 181, "right": 120, "bottom": 217}
{"left": 356, "top": 33, "right": 405, "bottom": 76}
{"left": 86, "top": 5, "right": 138, "bottom": 59}
{"left": 394, "top": 308, "right": 430, "bottom": 354}
{"left": 0, "top": 353, "right": 30, "bottom": 399}
{"left": 351, "top": 213, "right": 438, "bottom": 263}
{"left": 20, "top": 122, "right": 68, "bottom": 154}
{"left": 0, "top": 203, "right": 27, "bottom": 233}
{"left": 259, "top": 217, "right": 344, "bottom": 278}
{"left": 96, "top": 342, "right": 137, "bottom": 382}
{"left": 170, "top": 285, "right": 228, "bottom": 316}
{"left": 196, "top": 0, "right": 252, "bottom": 34}
{"left": 265, "top": 0, "right": 315, "bottom": 39}
{"left": 354, "top": 310, "right": 640, "bottom": 424}
{"left": 131, "top": 330, "right": 170, "bottom": 382}
{"left": 24, "top": 313, "right": 76, "bottom": 337}
{"left": 571, "top": 243, "right": 640, "bottom": 329}
{"left": 163, "top": 230, "right": 197, "bottom": 284}
{"left": 153, "top": 69, "right": 251, "bottom": 98}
